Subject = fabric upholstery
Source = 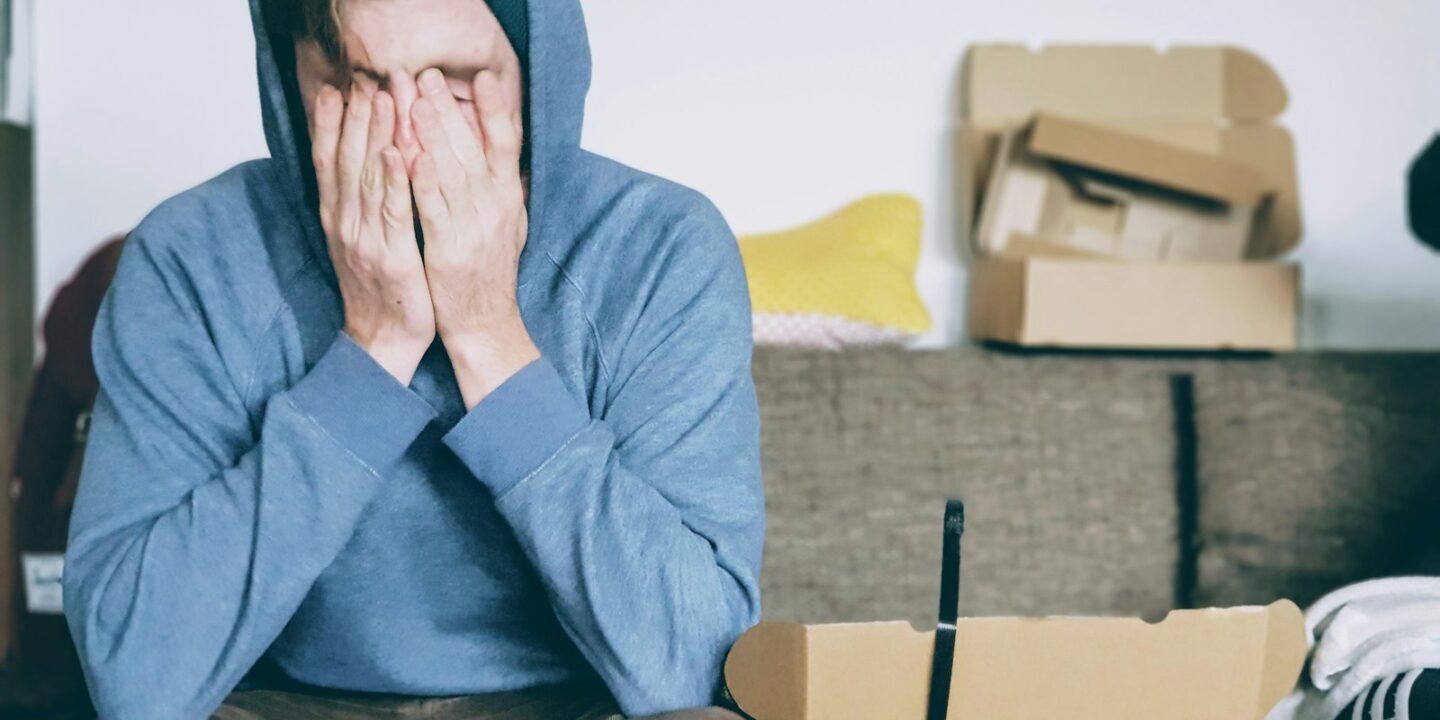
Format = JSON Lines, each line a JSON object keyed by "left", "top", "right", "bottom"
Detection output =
{"left": 752, "top": 348, "right": 1440, "bottom": 625}
{"left": 1191, "top": 354, "right": 1440, "bottom": 609}
{"left": 750, "top": 347, "right": 1181, "bottom": 625}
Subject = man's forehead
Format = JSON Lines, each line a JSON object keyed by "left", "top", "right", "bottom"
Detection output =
{"left": 337, "top": 0, "right": 502, "bottom": 78}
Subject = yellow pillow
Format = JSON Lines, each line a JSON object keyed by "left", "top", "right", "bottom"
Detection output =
{"left": 738, "top": 194, "right": 931, "bottom": 348}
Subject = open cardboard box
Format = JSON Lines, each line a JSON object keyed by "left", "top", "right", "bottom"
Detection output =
{"left": 724, "top": 601, "right": 1307, "bottom": 720}
{"left": 960, "top": 44, "right": 1303, "bottom": 350}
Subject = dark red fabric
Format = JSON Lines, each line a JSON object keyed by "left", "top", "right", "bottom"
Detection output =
{"left": 8, "top": 236, "right": 125, "bottom": 709}
{"left": 13, "top": 236, "right": 122, "bottom": 554}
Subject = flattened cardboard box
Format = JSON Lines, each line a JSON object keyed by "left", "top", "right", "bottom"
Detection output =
{"left": 959, "top": 45, "right": 1303, "bottom": 350}
{"left": 725, "top": 601, "right": 1306, "bottom": 720}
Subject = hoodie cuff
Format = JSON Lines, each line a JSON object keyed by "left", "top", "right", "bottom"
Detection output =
{"left": 286, "top": 331, "right": 438, "bottom": 475}
{"left": 442, "top": 356, "right": 591, "bottom": 497}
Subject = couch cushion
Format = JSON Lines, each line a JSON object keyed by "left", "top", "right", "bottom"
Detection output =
{"left": 1192, "top": 354, "right": 1440, "bottom": 609}
{"left": 752, "top": 347, "right": 1180, "bottom": 625}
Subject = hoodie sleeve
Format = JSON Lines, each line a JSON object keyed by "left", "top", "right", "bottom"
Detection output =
{"left": 441, "top": 205, "right": 765, "bottom": 715}
{"left": 63, "top": 234, "right": 437, "bottom": 719}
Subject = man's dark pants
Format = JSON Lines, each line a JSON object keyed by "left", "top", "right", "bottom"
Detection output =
{"left": 210, "top": 682, "right": 743, "bottom": 720}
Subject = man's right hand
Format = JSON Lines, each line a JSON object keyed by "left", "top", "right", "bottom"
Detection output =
{"left": 311, "top": 80, "right": 436, "bottom": 385}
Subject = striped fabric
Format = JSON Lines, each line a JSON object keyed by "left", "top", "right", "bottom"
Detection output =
{"left": 1336, "top": 670, "right": 1440, "bottom": 720}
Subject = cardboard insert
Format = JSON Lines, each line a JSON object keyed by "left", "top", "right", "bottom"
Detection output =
{"left": 725, "top": 601, "right": 1306, "bottom": 720}
{"left": 976, "top": 113, "right": 1278, "bottom": 263}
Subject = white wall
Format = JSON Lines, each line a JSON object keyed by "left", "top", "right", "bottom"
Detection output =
{"left": 34, "top": 0, "right": 1440, "bottom": 349}
{"left": 34, "top": 0, "right": 267, "bottom": 312}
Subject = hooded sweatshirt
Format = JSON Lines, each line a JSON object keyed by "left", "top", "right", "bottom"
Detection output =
{"left": 61, "top": 2, "right": 764, "bottom": 718}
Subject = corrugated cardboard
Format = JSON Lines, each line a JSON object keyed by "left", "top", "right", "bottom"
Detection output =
{"left": 968, "top": 256, "right": 1299, "bottom": 351}
{"left": 1027, "top": 113, "right": 1273, "bottom": 206}
{"left": 725, "top": 601, "right": 1307, "bottom": 720}
{"left": 976, "top": 114, "right": 1276, "bottom": 263}
{"left": 960, "top": 45, "right": 1303, "bottom": 350}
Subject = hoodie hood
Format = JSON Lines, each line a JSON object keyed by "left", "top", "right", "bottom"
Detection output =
{"left": 248, "top": 0, "right": 592, "bottom": 250}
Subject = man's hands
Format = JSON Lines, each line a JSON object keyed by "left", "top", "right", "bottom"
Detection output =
{"left": 410, "top": 68, "right": 539, "bottom": 410}
{"left": 312, "top": 82, "right": 435, "bottom": 385}
{"left": 309, "top": 69, "right": 538, "bottom": 407}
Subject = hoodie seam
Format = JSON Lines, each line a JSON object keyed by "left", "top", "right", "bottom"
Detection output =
{"left": 280, "top": 395, "right": 383, "bottom": 479}
{"left": 492, "top": 418, "right": 596, "bottom": 505}
{"left": 542, "top": 249, "right": 613, "bottom": 386}
{"left": 240, "top": 254, "right": 318, "bottom": 410}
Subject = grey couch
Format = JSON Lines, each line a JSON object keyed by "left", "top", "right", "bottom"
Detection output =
{"left": 750, "top": 348, "right": 1440, "bottom": 627}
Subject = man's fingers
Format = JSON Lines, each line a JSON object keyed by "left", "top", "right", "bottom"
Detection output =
{"left": 310, "top": 85, "right": 343, "bottom": 228}
{"left": 473, "top": 70, "right": 521, "bottom": 181}
{"left": 412, "top": 96, "right": 472, "bottom": 208}
{"left": 358, "top": 92, "right": 397, "bottom": 240}
{"left": 367, "top": 91, "right": 396, "bottom": 163}
{"left": 380, "top": 147, "right": 414, "bottom": 243}
{"left": 337, "top": 87, "right": 374, "bottom": 228}
{"left": 411, "top": 151, "right": 452, "bottom": 241}
{"left": 417, "top": 68, "right": 486, "bottom": 172}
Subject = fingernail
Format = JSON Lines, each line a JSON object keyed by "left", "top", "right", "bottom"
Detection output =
{"left": 420, "top": 68, "right": 444, "bottom": 92}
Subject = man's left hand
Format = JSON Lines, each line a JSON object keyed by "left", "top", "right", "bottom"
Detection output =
{"left": 410, "top": 67, "right": 539, "bottom": 410}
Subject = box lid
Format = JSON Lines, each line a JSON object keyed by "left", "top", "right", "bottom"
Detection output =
{"left": 725, "top": 601, "right": 1307, "bottom": 719}
{"left": 965, "top": 44, "right": 1288, "bottom": 125}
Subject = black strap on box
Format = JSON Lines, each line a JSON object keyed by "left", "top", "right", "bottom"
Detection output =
{"left": 926, "top": 499, "right": 965, "bottom": 720}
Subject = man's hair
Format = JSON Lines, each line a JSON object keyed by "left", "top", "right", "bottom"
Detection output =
{"left": 265, "top": 0, "right": 346, "bottom": 64}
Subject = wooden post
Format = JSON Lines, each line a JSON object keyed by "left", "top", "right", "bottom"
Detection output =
{"left": 0, "top": 123, "right": 35, "bottom": 662}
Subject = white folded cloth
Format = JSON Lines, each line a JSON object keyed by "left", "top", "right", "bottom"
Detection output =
{"left": 1267, "top": 577, "right": 1440, "bottom": 720}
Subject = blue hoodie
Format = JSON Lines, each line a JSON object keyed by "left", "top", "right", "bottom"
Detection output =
{"left": 62, "top": 2, "right": 764, "bottom": 717}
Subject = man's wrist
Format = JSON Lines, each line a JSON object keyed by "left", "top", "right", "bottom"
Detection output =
{"left": 345, "top": 328, "right": 430, "bottom": 386}
{"left": 445, "top": 327, "right": 542, "bottom": 410}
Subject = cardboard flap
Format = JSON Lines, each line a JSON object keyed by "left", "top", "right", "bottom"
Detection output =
{"left": 1220, "top": 125, "right": 1303, "bottom": 258}
{"left": 965, "top": 44, "right": 1288, "bottom": 126}
{"left": 726, "top": 621, "right": 936, "bottom": 720}
{"left": 723, "top": 622, "right": 810, "bottom": 719}
{"left": 1027, "top": 113, "right": 1275, "bottom": 205}
{"left": 725, "top": 601, "right": 1307, "bottom": 719}
{"left": 1225, "top": 47, "right": 1290, "bottom": 121}
{"left": 1261, "top": 599, "right": 1312, "bottom": 710}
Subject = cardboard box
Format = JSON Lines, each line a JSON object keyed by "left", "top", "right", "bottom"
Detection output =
{"left": 724, "top": 601, "right": 1306, "bottom": 720}
{"left": 967, "top": 256, "right": 1299, "bottom": 350}
{"left": 961, "top": 45, "right": 1303, "bottom": 351}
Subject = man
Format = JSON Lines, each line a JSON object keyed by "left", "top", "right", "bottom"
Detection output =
{"left": 60, "top": 0, "right": 763, "bottom": 718}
